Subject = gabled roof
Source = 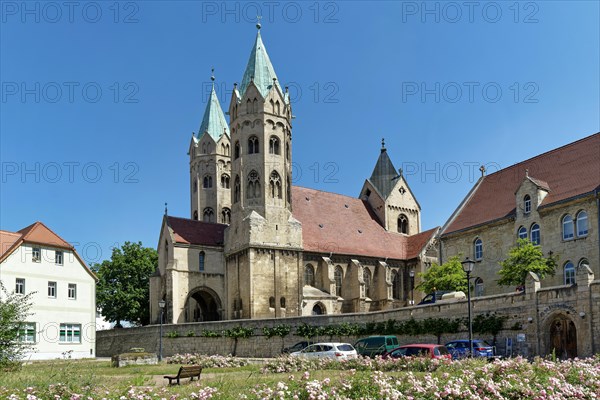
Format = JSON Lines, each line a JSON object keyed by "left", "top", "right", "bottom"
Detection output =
{"left": 443, "top": 132, "right": 600, "bottom": 235}
{"left": 0, "top": 231, "right": 22, "bottom": 259}
{"left": 368, "top": 144, "right": 399, "bottom": 199}
{"left": 197, "top": 82, "right": 230, "bottom": 141}
{"left": 166, "top": 216, "right": 226, "bottom": 247}
{"left": 292, "top": 186, "right": 437, "bottom": 260}
{"left": 239, "top": 27, "right": 280, "bottom": 99}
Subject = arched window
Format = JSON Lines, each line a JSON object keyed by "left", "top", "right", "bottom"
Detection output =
{"left": 203, "top": 175, "right": 212, "bottom": 188}
{"left": 392, "top": 270, "right": 401, "bottom": 300}
{"left": 225, "top": 144, "right": 230, "bottom": 156}
{"left": 578, "top": 258, "right": 589, "bottom": 270}
{"left": 193, "top": 180, "right": 197, "bottom": 193}
{"left": 234, "top": 141, "right": 240, "bottom": 159}
{"left": 193, "top": 210, "right": 198, "bottom": 220}
{"left": 475, "top": 277, "right": 484, "bottom": 297}
{"left": 275, "top": 100, "right": 280, "bottom": 115}
{"left": 269, "top": 136, "right": 280, "bottom": 155}
{"left": 304, "top": 264, "right": 315, "bottom": 286}
{"left": 398, "top": 215, "right": 409, "bottom": 234}
{"left": 285, "top": 141, "right": 290, "bottom": 160}
{"left": 564, "top": 261, "right": 575, "bottom": 285}
{"left": 247, "top": 170, "right": 261, "bottom": 199}
{"left": 269, "top": 171, "right": 282, "bottom": 199}
{"left": 252, "top": 98, "right": 258, "bottom": 113}
{"left": 269, "top": 296, "right": 275, "bottom": 308}
{"left": 221, "top": 143, "right": 225, "bottom": 155}
{"left": 576, "top": 210, "right": 588, "bottom": 237}
{"left": 202, "top": 143, "right": 207, "bottom": 154}
{"left": 363, "top": 268, "right": 372, "bottom": 298}
{"left": 270, "top": 99, "right": 274, "bottom": 113}
{"left": 524, "top": 195, "right": 531, "bottom": 214}
{"left": 221, "top": 174, "right": 230, "bottom": 189}
{"left": 246, "top": 99, "right": 251, "bottom": 114}
{"left": 248, "top": 136, "right": 259, "bottom": 154}
{"left": 334, "top": 266, "right": 343, "bottom": 297}
{"left": 199, "top": 251, "right": 205, "bottom": 271}
{"left": 280, "top": 297, "right": 286, "bottom": 308}
{"left": 234, "top": 175, "right": 240, "bottom": 203}
{"left": 518, "top": 226, "right": 527, "bottom": 240}
{"left": 203, "top": 208, "right": 214, "bottom": 222}
{"left": 286, "top": 175, "right": 291, "bottom": 204}
{"left": 221, "top": 208, "right": 231, "bottom": 224}
{"left": 531, "top": 223, "right": 540, "bottom": 245}
{"left": 474, "top": 238, "right": 483, "bottom": 260}
{"left": 312, "top": 303, "right": 325, "bottom": 315}
{"left": 562, "top": 215, "right": 574, "bottom": 240}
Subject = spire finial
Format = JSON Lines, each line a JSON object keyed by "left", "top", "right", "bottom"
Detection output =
{"left": 256, "top": 15, "right": 262, "bottom": 30}
{"left": 479, "top": 165, "right": 486, "bottom": 177}
{"left": 164, "top": 202, "right": 168, "bottom": 216}
{"left": 210, "top": 67, "right": 215, "bottom": 82}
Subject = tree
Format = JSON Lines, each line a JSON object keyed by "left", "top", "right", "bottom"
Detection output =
{"left": 0, "top": 281, "right": 34, "bottom": 369}
{"left": 416, "top": 255, "right": 467, "bottom": 294}
{"left": 497, "top": 239, "right": 557, "bottom": 287}
{"left": 93, "top": 242, "right": 158, "bottom": 327}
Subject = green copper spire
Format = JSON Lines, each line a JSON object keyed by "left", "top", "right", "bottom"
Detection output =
{"left": 369, "top": 138, "right": 399, "bottom": 198}
{"left": 198, "top": 69, "right": 230, "bottom": 141}
{"left": 239, "top": 24, "right": 280, "bottom": 98}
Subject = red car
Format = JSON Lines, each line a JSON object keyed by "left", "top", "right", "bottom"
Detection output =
{"left": 383, "top": 344, "right": 452, "bottom": 360}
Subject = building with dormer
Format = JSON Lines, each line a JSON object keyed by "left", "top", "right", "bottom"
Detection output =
{"left": 150, "top": 25, "right": 438, "bottom": 324}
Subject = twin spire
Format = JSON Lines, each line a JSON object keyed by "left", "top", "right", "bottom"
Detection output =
{"left": 197, "top": 68, "right": 229, "bottom": 141}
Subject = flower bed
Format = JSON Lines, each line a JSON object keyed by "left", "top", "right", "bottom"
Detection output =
{"left": 166, "top": 353, "right": 249, "bottom": 368}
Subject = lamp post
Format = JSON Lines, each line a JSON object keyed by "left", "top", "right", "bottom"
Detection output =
{"left": 158, "top": 299, "right": 166, "bottom": 361}
{"left": 461, "top": 257, "right": 475, "bottom": 357}
{"left": 409, "top": 269, "right": 415, "bottom": 305}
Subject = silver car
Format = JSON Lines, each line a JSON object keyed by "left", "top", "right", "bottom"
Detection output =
{"left": 290, "top": 342, "right": 358, "bottom": 360}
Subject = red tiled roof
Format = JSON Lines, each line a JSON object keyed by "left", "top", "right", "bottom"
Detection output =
{"left": 167, "top": 216, "right": 226, "bottom": 246}
{"left": 0, "top": 230, "right": 22, "bottom": 259}
{"left": 292, "top": 186, "right": 436, "bottom": 260}
{"left": 444, "top": 133, "right": 600, "bottom": 235}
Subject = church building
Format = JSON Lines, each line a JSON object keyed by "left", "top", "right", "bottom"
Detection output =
{"left": 150, "top": 25, "right": 438, "bottom": 324}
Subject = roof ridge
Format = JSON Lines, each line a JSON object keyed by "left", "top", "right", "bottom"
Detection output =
{"left": 167, "top": 215, "right": 228, "bottom": 227}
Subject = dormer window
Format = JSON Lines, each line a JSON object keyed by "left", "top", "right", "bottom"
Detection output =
{"left": 524, "top": 195, "right": 531, "bottom": 214}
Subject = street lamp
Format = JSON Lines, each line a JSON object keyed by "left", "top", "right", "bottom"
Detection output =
{"left": 461, "top": 257, "right": 475, "bottom": 357}
{"left": 158, "top": 299, "right": 166, "bottom": 361}
{"left": 409, "top": 269, "right": 415, "bottom": 305}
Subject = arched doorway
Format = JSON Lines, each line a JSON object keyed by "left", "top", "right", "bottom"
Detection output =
{"left": 548, "top": 314, "right": 577, "bottom": 359}
{"left": 312, "top": 303, "right": 325, "bottom": 315}
{"left": 184, "top": 287, "right": 222, "bottom": 322}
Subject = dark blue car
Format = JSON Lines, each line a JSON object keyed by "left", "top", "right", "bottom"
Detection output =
{"left": 445, "top": 340, "right": 495, "bottom": 358}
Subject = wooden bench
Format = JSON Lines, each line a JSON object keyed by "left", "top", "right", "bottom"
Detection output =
{"left": 163, "top": 365, "right": 202, "bottom": 385}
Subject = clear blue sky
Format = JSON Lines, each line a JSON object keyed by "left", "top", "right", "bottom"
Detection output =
{"left": 1, "top": 1, "right": 598, "bottom": 264}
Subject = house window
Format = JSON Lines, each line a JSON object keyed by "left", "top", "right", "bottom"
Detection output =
{"left": 269, "top": 171, "right": 282, "bottom": 199}
{"left": 68, "top": 283, "right": 77, "bottom": 299}
{"left": 530, "top": 223, "right": 540, "bottom": 245}
{"left": 199, "top": 251, "right": 205, "bottom": 271}
{"left": 203, "top": 175, "right": 213, "bottom": 188}
{"left": 59, "top": 324, "right": 81, "bottom": 343}
{"left": 32, "top": 247, "right": 41, "bottom": 263}
{"left": 221, "top": 208, "right": 231, "bottom": 224}
{"left": 475, "top": 278, "right": 484, "bottom": 297}
{"left": 248, "top": 136, "right": 259, "bottom": 154}
{"left": 576, "top": 210, "right": 588, "bottom": 237}
{"left": 203, "top": 208, "right": 214, "bottom": 222}
{"left": 562, "top": 215, "right": 574, "bottom": 240}
{"left": 524, "top": 195, "right": 531, "bottom": 214}
{"left": 234, "top": 175, "right": 241, "bottom": 203}
{"left": 392, "top": 270, "right": 401, "bottom": 300}
{"left": 55, "top": 250, "right": 63, "bottom": 265}
{"left": 398, "top": 214, "right": 409, "bottom": 234}
{"left": 518, "top": 226, "right": 528, "bottom": 240}
{"left": 221, "top": 174, "right": 230, "bottom": 189}
{"left": 363, "top": 268, "right": 372, "bottom": 298}
{"left": 474, "top": 238, "right": 483, "bottom": 260}
{"left": 15, "top": 278, "right": 25, "bottom": 294}
{"left": 48, "top": 281, "right": 57, "bottom": 298}
{"left": 18, "top": 323, "right": 36, "bottom": 343}
{"left": 247, "top": 170, "right": 261, "bottom": 199}
{"left": 234, "top": 141, "right": 240, "bottom": 159}
{"left": 269, "top": 296, "right": 275, "bottom": 308}
{"left": 304, "top": 264, "right": 315, "bottom": 286}
{"left": 280, "top": 297, "right": 286, "bottom": 308}
{"left": 564, "top": 261, "right": 575, "bottom": 285}
{"left": 269, "top": 136, "right": 280, "bottom": 155}
{"left": 334, "top": 266, "right": 343, "bottom": 297}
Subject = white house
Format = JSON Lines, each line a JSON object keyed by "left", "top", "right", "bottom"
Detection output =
{"left": 0, "top": 222, "right": 97, "bottom": 360}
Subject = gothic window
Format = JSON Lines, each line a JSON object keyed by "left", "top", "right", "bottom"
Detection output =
{"left": 275, "top": 101, "right": 280, "bottom": 115}
{"left": 234, "top": 175, "right": 241, "bottom": 203}
{"left": 202, "top": 143, "right": 207, "bottom": 154}
{"left": 564, "top": 261, "right": 575, "bottom": 285}
{"left": 269, "top": 136, "right": 280, "bottom": 155}
{"left": 334, "top": 266, "right": 343, "bottom": 297}
{"left": 392, "top": 270, "right": 401, "bottom": 300}
{"left": 286, "top": 175, "right": 291, "bottom": 204}
{"left": 531, "top": 223, "right": 540, "bottom": 245}
{"left": 203, "top": 207, "right": 214, "bottom": 222}
{"left": 270, "top": 99, "right": 275, "bottom": 113}
{"left": 203, "top": 175, "right": 212, "bottom": 188}
{"left": 524, "top": 195, "right": 531, "bottom": 214}
{"left": 398, "top": 214, "right": 409, "bottom": 234}
{"left": 269, "top": 171, "right": 282, "bottom": 199}
{"left": 474, "top": 238, "right": 483, "bottom": 260}
{"left": 221, "top": 143, "right": 225, "bottom": 155}
{"left": 246, "top": 99, "right": 251, "bottom": 114}
{"left": 474, "top": 278, "right": 484, "bottom": 297}
{"left": 518, "top": 226, "right": 527, "bottom": 240}
{"left": 304, "top": 264, "right": 315, "bottom": 286}
{"left": 248, "top": 136, "right": 259, "bottom": 154}
{"left": 363, "top": 268, "right": 372, "bottom": 298}
{"left": 253, "top": 98, "right": 258, "bottom": 113}
{"left": 193, "top": 210, "right": 198, "bottom": 220}
{"left": 269, "top": 296, "right": 275, "bottom": 308}
{"left": 221, "top": 174, "right": 230, "bottom": 189}
{"left": 221, "top": 208, "right": 231, "bottom": 224}
{"left": 285, "top": 141, "right": 290, "bottom": 160}
{"left": 576, "top": 210, "right": 588, "bottom": 237}
{"left": 225, "top": 144, "right": 230, "bottom": 156}
{"left": 234, "top": 141, "right": 240, "bottom": 159}
{"left": 247, "top": 170, "right": 261, "bottom": 199}
{"left": 562, "top": 215, "right": 574, "bottom": 240}
{"left": 199, "top": 251, "right": 205, "bottom": 272}
{"left": 193, "top": 180, "right": 197, "bottom": 193}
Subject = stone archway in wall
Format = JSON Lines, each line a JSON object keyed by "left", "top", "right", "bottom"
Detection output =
{"left": 184, "top": 287, "right": 222, "bottom": 322}
{"left": 545, "top": 313, "right": 578, "bottom": 359}
{"left": 312, "top": 302, "right": 326, "bottom": 315}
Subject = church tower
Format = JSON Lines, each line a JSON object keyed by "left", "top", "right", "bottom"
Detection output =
{"left": 189, "top": 72, "right": 232, "bottom": 224}
{"left": 224, "top": 24, "right": 303, "bottom": 320}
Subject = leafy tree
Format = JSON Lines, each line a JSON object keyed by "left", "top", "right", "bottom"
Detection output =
{"left": 416, "top": 255, "right": 467, "bottom": 294}
{"left": 497, "top": 239, "right": 558, "bottom": 287}
{"left": 472, "top": 313, "right": 508, "bottom": 347}
{"left": 93, "top": 242, "right": 158, "bottom": 327}
{"left": 0, "top": 281, "right": 34, "bottom": 369}
{"left": 263, "top": 324, "right": 291, "bottom": 353}
{"left": 223, "top": 326, "right": 254, "bottom": 356}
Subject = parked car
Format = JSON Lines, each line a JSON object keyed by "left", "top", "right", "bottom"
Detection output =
{"left": 282, "top": 341, "right": 313, "bottom": 354}
{"left": 418, "top": 291, "right": 466, "bottom": 305}
{"left": 383, "top": 344, "right": 452, "bottom": 360}
{"left": 354, "top": 335, "right": 399, "bottom": 357}
{"left": 290, "top": 342, "right": 358, "bottom": 360}
{"left": 445, "top": 340, "right": 495, "bottom": 358}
